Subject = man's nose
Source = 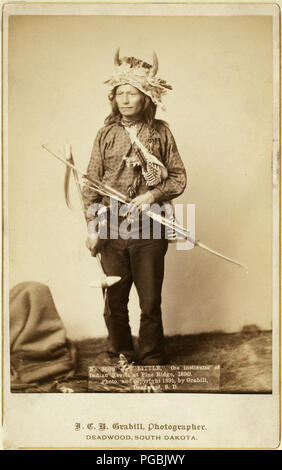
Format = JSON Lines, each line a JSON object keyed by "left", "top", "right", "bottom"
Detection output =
{"left": 122, "top": 93, "right": 129, "bottom": 104}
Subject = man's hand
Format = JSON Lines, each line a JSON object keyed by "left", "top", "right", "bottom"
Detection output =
{"left": 130, "top": 191, "right": 155, "bottom": 212}
{"left": 85, "top": 235, "right": 100, "bottom": 257}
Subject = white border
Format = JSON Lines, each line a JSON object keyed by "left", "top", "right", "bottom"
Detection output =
{"left": 2, "top": 2, "right": 280, "bottom": 450}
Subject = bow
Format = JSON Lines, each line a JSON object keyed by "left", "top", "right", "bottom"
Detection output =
{"left": 42, "top": 143, "right": 248, "bottom": 272}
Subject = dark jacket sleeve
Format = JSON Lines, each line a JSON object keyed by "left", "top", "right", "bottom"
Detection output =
{"left": 82, "top": 129, "right": 105, "bottom": 223}
{"left": 149, "top": 125, "right": 187, "bottom": 202}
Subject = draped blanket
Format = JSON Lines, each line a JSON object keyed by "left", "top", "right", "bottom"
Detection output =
{"left": 10, "top": 282, "right": 77, "bottom": 384}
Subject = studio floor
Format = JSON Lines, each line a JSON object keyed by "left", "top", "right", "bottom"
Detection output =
{"left": 73, "top": 327, "right": 272, "bottom": 393}
{"left": 12, "top": 328, "right": 272, "bottom": 393}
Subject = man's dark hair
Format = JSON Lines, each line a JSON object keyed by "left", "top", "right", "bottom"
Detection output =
{"left": 104, "top": 87, "right": 159, "bottom": 128}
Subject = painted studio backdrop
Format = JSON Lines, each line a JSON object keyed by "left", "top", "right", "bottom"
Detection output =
{"left": 8, "top": 15, "right": 273, "bottom": 339}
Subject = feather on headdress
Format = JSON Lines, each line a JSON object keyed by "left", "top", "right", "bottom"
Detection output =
{"left": 104, "top": 49, "right": 172, "bottom": 110}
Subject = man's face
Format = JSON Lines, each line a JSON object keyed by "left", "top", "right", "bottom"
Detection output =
{"left": 115, "top": 84, "right": 144, "bottom": 119}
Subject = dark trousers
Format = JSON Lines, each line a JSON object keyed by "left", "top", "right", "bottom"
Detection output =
{"left": 100, "top": 238, "right": 168, "bottom": 365}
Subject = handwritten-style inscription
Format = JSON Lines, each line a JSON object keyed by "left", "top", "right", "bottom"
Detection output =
{"left": 88, "top": 364, "right": 220, "bottom": 392}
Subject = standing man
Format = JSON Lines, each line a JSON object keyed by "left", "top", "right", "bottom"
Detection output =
{"left": 82, "top": 50, "right": 187, "bottom": 365}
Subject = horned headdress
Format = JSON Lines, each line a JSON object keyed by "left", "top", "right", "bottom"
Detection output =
{"left": 104, "top": 49, "right": 172, "bottom": 110}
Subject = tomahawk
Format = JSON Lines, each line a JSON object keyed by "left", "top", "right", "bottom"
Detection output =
{"left": 63, "top": 142, "right": 121, "bottom": 289}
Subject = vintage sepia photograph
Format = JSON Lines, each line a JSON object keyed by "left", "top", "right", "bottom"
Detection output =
{"left": 2, "top": 1, "right": 280, "bottom": 449}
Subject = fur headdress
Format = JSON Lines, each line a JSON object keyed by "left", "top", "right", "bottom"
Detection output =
{"left": 104, "top": 49, "right": 172, "bottom": 110}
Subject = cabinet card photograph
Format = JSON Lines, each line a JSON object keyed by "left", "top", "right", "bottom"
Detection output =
{"left": 2, "top": 1, "right": 280, "bottom": 450}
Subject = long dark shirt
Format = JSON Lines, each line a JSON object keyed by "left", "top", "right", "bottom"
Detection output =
{"left": 82, "top": 119, "right": 187, "bottom": 236}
